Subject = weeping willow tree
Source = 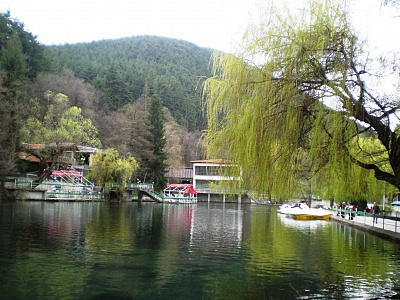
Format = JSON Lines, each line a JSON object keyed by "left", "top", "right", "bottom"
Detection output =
{"left": 203, "top": 0, "right": 400, "bottom": 201}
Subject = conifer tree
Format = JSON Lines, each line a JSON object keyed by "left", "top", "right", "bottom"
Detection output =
{"left": 0, "top": 32, "right": 27, "bottom": 87}
{"left": 0, "top": 12, "right": 49, "bottom": 80}
{"left": 0, "top": 31, "right": 28, "bottom": 198}
{"left": 147, "top": 93, "right": 167, "bottom": 191}
{"left": 0, "top": 16, "right": 25, "bottom": 198}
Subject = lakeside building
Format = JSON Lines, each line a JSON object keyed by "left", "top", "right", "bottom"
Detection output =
{"left": 17, "top": 143, "right": 252, "bottom": 203}
{"left": 190, "top": 159, "right": 250, "bottom": 203}
{"left": 9, "top": 143, "right": 101, "bottom": 201}
{"left": 19, "top": 143, "right": 98, "bottom": 177}
{"left": 166, "top": 160, "right": 260, "bottom": 203}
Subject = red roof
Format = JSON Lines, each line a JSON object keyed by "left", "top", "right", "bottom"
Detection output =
{"left": 51, "top": 170, "right": 83, "bottom": 178}
{"left": 165, "top": 184, "right": 197, "bottom": 195}
{"left": 18, "top": 152, "right": 40, "bottom": 163}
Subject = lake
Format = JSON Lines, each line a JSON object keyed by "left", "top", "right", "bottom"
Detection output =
{"left": 0, "top": 201, "right": 399, "bottom": 299}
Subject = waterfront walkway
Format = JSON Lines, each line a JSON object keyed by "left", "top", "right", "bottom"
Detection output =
{"left": 331, "top": 211, "right": 400, "bottom": 243}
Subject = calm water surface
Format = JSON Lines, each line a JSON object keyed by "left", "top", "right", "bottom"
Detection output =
{"left": 0, "top": 201, "right": 399, "bottom": 299}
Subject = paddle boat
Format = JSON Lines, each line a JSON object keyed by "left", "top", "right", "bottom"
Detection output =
{"left": 162, "top": 184, "right": 198, "bottom": 204}
{"left": 278, "top": 202, "right": 332, "bottom": 220}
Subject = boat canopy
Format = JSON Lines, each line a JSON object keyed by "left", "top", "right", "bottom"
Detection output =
{"left": 164, "top": 184, "right": 197, "bottom": 195}
{"left": 51, "top": 170, "right": 83, "bottom": 178}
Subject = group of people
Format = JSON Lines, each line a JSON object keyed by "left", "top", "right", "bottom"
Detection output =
{"left": 337, "top": 201, "right": 380, "bottom": 223}
{"left": 337, "top": 202, "right": 356, "bottom": 219}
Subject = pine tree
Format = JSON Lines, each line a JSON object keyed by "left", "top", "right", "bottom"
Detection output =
{"left": 1, "top": 32, "right": 27, "bottom": 87}
{"left": 147, "top": 93, "right": 167, "bottom": 191}
{"left": 0, "top": 31, "right": 28, "bottom": 198}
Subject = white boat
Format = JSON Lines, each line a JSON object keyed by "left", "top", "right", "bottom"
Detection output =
{"left": 162, "top": 184, "right": 198, "bottom": 204}
{"left": 279, "top": 203, "right": 332, "bottom": 220}
{"left": 37, "top": 170, "right": 102, "bottom": 201}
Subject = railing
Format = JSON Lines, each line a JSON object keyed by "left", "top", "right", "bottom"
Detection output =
{"left": 107, "top": 182, "right": 154, "bottom": 191}
{"left": 137, "top": 189, "right": 163, "bottom": 202}
{"left": 51, "top": 171, "right": 94, "bottom": 188}
{"left": 6, "top": 179, "right": 93, "bottom": 191}
{"left": 5, "top": 179, "right": 104, "bottom": 200}
{"left": 194, "top": 187, "right": 243, "bottom": 195}
{"left": 150, "top": 190, "right": 163, "bottom": 199}
{"left": 335, "top": 208, "right": 400, "bottom": 233}
{"left": 47, "top": 191, "right": 104, "bottom": 200}
{"left": 125, "top": 183, "right": 154, "bottom": 190}
{"left": 5, "top": 179, "right": 38, "bottom": 190}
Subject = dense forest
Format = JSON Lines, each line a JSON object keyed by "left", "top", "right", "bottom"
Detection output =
{"left": 49, "top": 36, "right": 213, "bottom": 131}
{"left": 0, "top": 12, "right": 214, "bottom": 193}
{"left": 45, "top": 36, "right": 214, "bottom": 170}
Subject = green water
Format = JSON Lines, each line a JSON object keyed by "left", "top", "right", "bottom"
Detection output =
{"left": 0, "top": 201, "right": 399, "bottom": 299}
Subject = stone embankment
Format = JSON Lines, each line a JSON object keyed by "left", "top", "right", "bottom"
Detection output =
{"left": 331, "top": 211, "right": 400, "bottom": 242}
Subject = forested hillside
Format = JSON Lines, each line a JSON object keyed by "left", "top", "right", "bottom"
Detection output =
{"left": 1, "top": 11, "right": 215, "bottom": 193}
{"left": 49, "top": 36, "right": 214, "bottom": 131}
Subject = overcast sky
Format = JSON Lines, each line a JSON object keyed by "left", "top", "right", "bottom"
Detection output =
{"left": 0, "top": 0, "right": 399, "bottom": 54}
{"left": 0, "top": 0, "right": 260, "bottom": 52}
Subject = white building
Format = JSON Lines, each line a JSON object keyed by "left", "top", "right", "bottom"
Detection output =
{"left": 191, "top": 159, "right": 244, "bottom": 203}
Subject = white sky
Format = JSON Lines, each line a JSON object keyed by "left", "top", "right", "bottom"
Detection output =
{"left": 0, "top": 0, "right": 399, "bottom": 54}
{"left": 0, "top": 0, "right": 261, "bottom": 52}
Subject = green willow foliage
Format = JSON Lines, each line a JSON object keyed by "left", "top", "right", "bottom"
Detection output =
{"left": 89, "top": 148, "right": 139, "bottom": 197}
{"left": 203, "top": 0, "right": 397, "bottom": 200}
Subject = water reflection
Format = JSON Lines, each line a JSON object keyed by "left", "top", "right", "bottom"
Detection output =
{"left": 0, "top": 202, "right": 400, "bottom": 299}
{"left": 190, "top": 203, "right": 243, "bottom": 250}
{"left": 277, "top": 213, "right": 330, "bottom": 232}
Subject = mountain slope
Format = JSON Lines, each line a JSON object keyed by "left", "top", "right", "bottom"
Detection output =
{"left": 49, "top": 36, "right": 214, "bottom": 131}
